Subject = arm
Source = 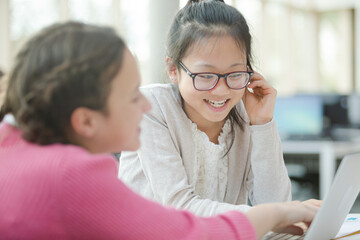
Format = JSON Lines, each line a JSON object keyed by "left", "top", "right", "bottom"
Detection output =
{"left": 246, "top": 119, "right": 292, "bottom": 205}
{"left": 59, "top": 153, "right": 256, "bottom": 240}
{"left": 240, "top": 72, "right": 291, "bottom": 204}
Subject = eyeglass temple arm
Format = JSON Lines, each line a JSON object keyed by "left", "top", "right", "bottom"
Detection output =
{"left": 178, "top": 62, "right": 193, "bottom": 76}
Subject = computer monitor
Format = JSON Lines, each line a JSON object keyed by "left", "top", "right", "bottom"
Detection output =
{"left": 322, "top": 94, "right": 349, "bottom": 127}
{"left": 274, "top": 95, "right": 324, "bottom": 140}
{"left": 347, "top": 94, "right": 360, "bottom": 127}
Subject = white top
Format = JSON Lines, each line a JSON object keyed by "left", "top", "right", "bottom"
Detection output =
{"left": 3, "top": 114, "right": 16, "bottom": 126}
{"left": 191, "top": 119, "right": 231, "bottom": 201}
{"left": 119, "top": 84, "right": 291, "bottom": 217}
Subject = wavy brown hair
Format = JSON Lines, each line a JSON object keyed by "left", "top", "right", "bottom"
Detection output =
{"left": 0, "top": 22, "right": 126, "bottom": 145}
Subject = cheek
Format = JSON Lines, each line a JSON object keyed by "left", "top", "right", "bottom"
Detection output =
{"left": 179, "top": 81, "right": 203, "bottom": 103}
{"left": 124, "top": 107, "right": 143, "bottom": 130}
{"left": 232, "top": 89, "right": 245, "bottom": 101}
{"left": 114, "top": 123, "right": 137, "bottom": 150}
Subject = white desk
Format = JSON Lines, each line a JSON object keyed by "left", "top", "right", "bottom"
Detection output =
{"left": 282, "top": 141, "right": 360, "bottom": 199}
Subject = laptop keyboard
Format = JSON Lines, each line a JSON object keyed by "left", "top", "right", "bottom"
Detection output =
{"left": 262, "top": 232, "right": 305, "bottom": 240}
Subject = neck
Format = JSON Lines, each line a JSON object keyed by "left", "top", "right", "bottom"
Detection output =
{"left": 199, "top": 123, "right": 224, "bottom": 144}
{"left": 196, "top": 119, "right": 226, "bottom": 144}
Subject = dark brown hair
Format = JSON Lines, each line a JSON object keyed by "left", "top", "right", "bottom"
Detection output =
{"left": 167, "top": 0, "right": 253, "bottom": 151}
{"left": 0, "top": 22, "right": 126, "bottom": 145}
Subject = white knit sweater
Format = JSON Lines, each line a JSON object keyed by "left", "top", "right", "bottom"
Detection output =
{"left": 119, "top": 84, "right": 291, "bottom": 217}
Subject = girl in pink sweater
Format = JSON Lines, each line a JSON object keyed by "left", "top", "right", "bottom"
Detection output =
{"left": 0, "top": 21, "right": 319, "bottom": 239}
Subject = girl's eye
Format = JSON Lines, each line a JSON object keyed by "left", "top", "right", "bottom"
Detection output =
{"left": 197, "top": 74, "right": 217, "bottom": 80}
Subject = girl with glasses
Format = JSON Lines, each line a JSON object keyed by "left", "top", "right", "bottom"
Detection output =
{"left": 0, "top": 21, "right": 320, "bottom": 240}
{"left": 119, "top": 0, "right": 292, "bottom": 216}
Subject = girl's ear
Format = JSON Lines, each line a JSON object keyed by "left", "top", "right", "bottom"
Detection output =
{"left": 166, "top": 56, "right": 178, "bottom": 83}
{"left": 70, "top": 107, "right": 98, "bottom": 138}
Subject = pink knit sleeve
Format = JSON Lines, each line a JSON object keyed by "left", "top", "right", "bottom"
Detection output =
{"left": 58, "top": 153, "right": 256, "bottom": 240}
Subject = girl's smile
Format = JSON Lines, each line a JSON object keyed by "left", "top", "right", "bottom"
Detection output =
{"left": 204, "top": 98, "right": 230, "bottom": 112}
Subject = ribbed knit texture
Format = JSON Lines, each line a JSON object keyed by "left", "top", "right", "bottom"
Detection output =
{"left": 0, "top": 122, "right": 256, "bottom": 239}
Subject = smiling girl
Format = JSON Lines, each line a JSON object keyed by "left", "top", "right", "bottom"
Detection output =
{"left": 119, "top": 0, "right": 291, "bottom": 216}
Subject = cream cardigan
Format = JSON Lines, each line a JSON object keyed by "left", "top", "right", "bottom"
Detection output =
{"left": 119, "top": 84, "right": 291, "bottom": 217}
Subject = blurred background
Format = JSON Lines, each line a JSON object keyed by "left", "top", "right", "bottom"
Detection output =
{"left": 1, "top": 0, "right": 360, "bottom": 208}
{"left": 1, "top": 0, "right": 359, "bottom": 91}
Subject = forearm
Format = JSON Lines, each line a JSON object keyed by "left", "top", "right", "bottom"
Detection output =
{"left": 65, "top": 161, "right": 258, "bottom": 240}
{"left": 249, "top": 120, "right": 291, "bottom": 203}
{"left": 245, "top": 204, "right": 282, "bottom": 239}
{"left": 166, "top": 187, "right": 252, "bottom": 216}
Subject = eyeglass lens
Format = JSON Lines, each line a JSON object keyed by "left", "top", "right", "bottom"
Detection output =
{"left": 194, "top": 73, "right": 250, "bottom": 90}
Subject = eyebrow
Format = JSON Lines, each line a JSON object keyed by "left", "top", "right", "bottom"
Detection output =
{"left": 193, "top": 62, "right": 247, "bottom": 68}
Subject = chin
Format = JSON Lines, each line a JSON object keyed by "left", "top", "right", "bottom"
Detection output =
{"left": 205, "top": 114, "right": 228, "bottom": 123}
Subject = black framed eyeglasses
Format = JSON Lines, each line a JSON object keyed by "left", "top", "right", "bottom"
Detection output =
{"left": 178, "top": 61, "right": 253, "bottom": 91}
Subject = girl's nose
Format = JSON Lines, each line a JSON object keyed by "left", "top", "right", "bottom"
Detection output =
{"left": 209, "top": 77, "right": 230, "bottom": 94}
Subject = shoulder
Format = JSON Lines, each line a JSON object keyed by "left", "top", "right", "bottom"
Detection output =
{"left": 27, "top": 143, "right": 118, "bottom": 182}
{"left": 140, "top": 83, "right": 186, "bottom": 122}
{"left": 52, "top": 145, "right": 119, "bottom": 203}
{"left": 57, "top": 145, "right": 117, "bottom": 175}
{"left": 141, "top": 83, "right": 181, "bottom": 106}
{"left": 0, "top": 123, "right": 115, "bottom": 175}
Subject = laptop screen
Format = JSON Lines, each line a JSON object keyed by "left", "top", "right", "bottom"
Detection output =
{"left": 274, "top": 95, "right": 323, "bottom": 140}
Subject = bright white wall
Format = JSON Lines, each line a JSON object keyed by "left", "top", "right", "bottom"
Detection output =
{"left": 148, "top": 0, "right": 179, "bottom": 84}
{"left": 0, "top": 0, "right": 10, "bottom": 72}
{"left": 356, "top": 1, "right": 360, "bottom": 92}
{"left": 315, "top": 0, "right": 358, "bottom": 10}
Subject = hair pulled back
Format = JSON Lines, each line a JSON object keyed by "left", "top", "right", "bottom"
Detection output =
{"left": 167, "top": 0, "right": 252, "bottom": 69}
{"left": 0, "top": 22, "right": 126, "bottom": 145}
{"left": 167, "top": 0, "right": 253, "bottom": 145}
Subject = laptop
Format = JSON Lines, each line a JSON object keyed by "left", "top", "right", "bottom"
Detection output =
{"left": 263, "top": 152, "right": 360, "bottom": 240}
{"left": 274, "top": 95, "right": 325, "bottom": 141}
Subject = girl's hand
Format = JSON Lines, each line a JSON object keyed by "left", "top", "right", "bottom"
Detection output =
{"left": 243, "top": 71, "right": 277, "bottom": 125}
{"left": 245, "top": 199, "right": 321, "bottom": 239}
{"left": 272, "top": 199, "right": 322, "bottom": 235}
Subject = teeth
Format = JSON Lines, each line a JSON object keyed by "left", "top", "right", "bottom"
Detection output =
{"left": 206, "top": 99, "right": 228, "bottom": 108}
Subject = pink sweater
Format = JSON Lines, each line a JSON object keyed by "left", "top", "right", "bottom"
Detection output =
{"left": 0, "top": 122, "right": 256, "bottom": 239}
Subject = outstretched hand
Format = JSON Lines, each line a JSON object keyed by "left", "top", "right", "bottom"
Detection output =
{"left": 273, "top": 199, "right": 322, "bottom": 235}
{"left": 245, "top": 199, "right": 321, "bottom": 239}
{"left": 243, "top": 71, "right": 277, "bottom": 125}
